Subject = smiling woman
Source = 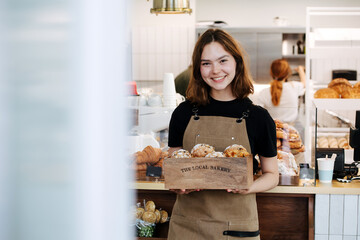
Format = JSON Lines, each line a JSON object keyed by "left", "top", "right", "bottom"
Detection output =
{"left": 167, "top": 28, "right": 279, "bottom": 240}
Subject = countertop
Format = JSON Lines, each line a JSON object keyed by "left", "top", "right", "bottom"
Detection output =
{"left": 133, "top": 178, "right": 360, "bottom": 195}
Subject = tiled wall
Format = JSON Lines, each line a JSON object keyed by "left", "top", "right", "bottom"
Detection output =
{"left": 315, "top": 194, "right": 360, "bottom": 239}
{"left": 132, "top": 25, "right": 195, "bottom": 83}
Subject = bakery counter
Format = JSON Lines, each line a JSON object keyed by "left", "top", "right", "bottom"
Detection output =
{"left": 134, "top": 178, "right": 360, "bottom": 195}
{"left": 134, "top": 179, "right": 360, "bottom": 240}
{"left": 134, "top": 178, "right": 318, "bottom": 240}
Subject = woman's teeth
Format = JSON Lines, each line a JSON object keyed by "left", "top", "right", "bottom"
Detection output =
{"left": 213, "top": 76, "right": 224, "bottom": 81}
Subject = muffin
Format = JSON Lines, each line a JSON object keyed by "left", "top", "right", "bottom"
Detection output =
{"left": 191, "top": 143, "right": 215, "bottom": 157}
{"left": 205, "top": 151, "right": 225, "bottom": 158}
{"left": 171, "top": 149, "right": 191, "bottom": 158}
{"left": 224, "top": 144, "right": 250, "bottom": 157}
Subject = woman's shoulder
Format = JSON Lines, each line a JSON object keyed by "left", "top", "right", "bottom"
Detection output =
{"left": 172, "top": 100, "right": 193, "bottom": 117}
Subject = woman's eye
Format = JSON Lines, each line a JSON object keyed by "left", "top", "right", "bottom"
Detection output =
{"left": 220, "top": 59, "right": 228, "bottom": 63}
{"left": 202, "top": 62, "right": 210, "bottom": 66}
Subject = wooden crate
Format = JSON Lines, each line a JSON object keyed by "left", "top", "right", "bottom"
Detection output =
{"left": 163, "top": 156, "right": 253, "bottom": 189}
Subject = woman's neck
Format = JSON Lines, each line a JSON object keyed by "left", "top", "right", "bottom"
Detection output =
{"left": 210, "top": 89, "right": 236, "bottom": 101}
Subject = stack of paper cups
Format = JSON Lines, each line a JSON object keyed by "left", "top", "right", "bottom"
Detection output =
{"left": 162, "top": 73, "right": 177, "bottom": 108}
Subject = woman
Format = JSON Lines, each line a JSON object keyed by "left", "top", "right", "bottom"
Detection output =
{"left": 167, "top": 29, "right": 279, "bottom": 240}
{"left": 257, "top": 59, "right": 305, "bottom": 125}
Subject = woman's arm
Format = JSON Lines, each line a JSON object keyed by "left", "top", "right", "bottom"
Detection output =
{"left": 168, "top": 147, "right": 182, "bottom": 157}
{"left": 228, "top": 155, "right": 279, "bottom": 194}
{"left": 295, "top": 65, "right": 306, "bottom": 88}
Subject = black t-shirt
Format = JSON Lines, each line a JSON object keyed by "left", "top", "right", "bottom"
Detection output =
{"left": 168, "top": 97, "right": 277, "bottom": 160}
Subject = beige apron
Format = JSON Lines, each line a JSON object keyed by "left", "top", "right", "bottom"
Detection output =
{"left": 168, "top": 113, "right": 260, "bottom": 240}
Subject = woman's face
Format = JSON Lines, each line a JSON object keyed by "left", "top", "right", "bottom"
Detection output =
{"left": 200, "top": 41, "right": 236, "bottom": 99}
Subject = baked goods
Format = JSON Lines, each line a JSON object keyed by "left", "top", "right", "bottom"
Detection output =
{"left": 342, "top": 88, "right": 360, "bottom": 99}
{"left": 274, "top": 119, "right": 289, "bottom": 129}
{"left": 160, "top": 210, "right": 169, "bottom": 223}
{"left": 328, "top": 136, "right": 338, "bottom": 148}
{"left": 142, "top": 211, "right": 157, "bottom": 224}
{"left": 224, "top": 144, "right": 250, "bottom": 157}
{"left": 354, "top": 82, "right": 360, "bottom": 88}
{"left": 277, "top": 150, "right": 298, "bottom": 176}
{"left": 205, "top": 151, "right": 225, "bottom": 158}
{"left": 318, "top": 136, "right": 329, "bottom": 148}
{"left": 314, "top": 88, "right": 339, "bottom": 98}
{"left": 275, "top": 120, "right": 304, "bottom": 154}
{"left": 317, "top": 136, "right": 351, "bottom": 149}
{"left": 171, "top": 149, "right": 191, "bottom": 158}
{"left": 131, "top": 145, "right": 167, "bottom": 171}
{"left": 276, "top": 128, "right": 288, "bottom": 139}
{"left": 154, "top": 209, "right": 161, "bottom": 223}
{"left": 191, "top": 143, "right": 215, "bottom": 157}
{"left": 328, "top": 78, "right": 353, "bottom": 97}
{"left": 145, "top": 200, "right": 156, "bottom": 212}
{"left": 134, "top": 145, "right": 163, "bottom": 164}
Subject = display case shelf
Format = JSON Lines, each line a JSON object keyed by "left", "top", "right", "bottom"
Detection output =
{"left": 313, "top": 99, "right": 360, "bottom": 110}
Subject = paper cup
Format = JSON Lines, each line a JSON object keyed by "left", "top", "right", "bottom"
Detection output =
{"left": 163, "top": 73, "right": 176, "bottom": 96}
{"left": 317, "top": 158, "right": 335, "bottom": 183}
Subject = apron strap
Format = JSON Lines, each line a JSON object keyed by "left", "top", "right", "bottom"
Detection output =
{"left": 223, "top": 230, "right": 260, "bottom": 237}
{"left": 191, "top": 104, "right": 251, "bottom": 123}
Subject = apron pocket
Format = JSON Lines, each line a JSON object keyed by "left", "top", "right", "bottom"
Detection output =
{"left": 225, "top": 219, "right": 260, "bottom": 240}
{"left": 168, "top": 214, "right": 199, "bottom": 240}
{"left": 169, "top": 214, "right": 228, "bottom": 240}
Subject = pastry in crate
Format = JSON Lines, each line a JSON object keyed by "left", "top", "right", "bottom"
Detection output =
{"left": 171, "top": 149, "right": 192, "bottom": 158}
{"left": 224, "top": 144, "right": 250, "bottom": 157}
{"left": 191, "top": 143, "right": 215, "bottom": 157}
{"left": 205, "top": 151, "right": 225, "bottom": 158}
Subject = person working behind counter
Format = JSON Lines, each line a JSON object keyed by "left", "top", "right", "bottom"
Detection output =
{"left": 167, "top": 28, "right": 279, "bottom": 240}
{"left": 256, "top": 59, "right": 306, "bottom": 140}
{"left": 174, "top": 65, "right": 191, "bottom": 97}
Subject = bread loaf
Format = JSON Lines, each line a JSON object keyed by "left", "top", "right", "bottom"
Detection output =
{"left": 328, "top": 137, "right": 338, "bottom": 148}
{"left": 314, "top": 88, "right": 339, "bottom": 98}
{"left": 318, "top": 137, "right": 329, "bottom": 148}
{"left": 328, "top": 78, "right": 353, "bottom": 97}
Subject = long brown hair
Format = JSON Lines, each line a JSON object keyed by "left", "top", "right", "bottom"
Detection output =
{"left": 186, "top": 28, "right": 254, "bottom": 105}
{"left": 269, "top": 59, "right": 292, "bottom": 106}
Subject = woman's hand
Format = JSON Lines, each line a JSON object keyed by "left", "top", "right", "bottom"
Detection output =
{"left": 169, "top": 189, "right": 202, "bottom": 194}
{"left": 226, "top": 189, "right": 250, "bottom": 194}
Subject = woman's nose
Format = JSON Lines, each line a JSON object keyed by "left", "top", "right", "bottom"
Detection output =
{"left": 212, "top": 63, "right": 220, "bottom": 73}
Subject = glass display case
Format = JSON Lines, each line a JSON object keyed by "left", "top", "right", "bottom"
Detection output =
{"left": 305, "top": 7, "right": 360, "bottom": 184}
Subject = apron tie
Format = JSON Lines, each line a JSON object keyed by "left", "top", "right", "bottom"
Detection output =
{"left": 223, "top": 230, "right": 260, "bottom": 237}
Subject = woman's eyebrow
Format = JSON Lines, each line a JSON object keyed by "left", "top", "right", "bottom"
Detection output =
{"left": 201, "top": 55, "right": 229, "bottom": 62}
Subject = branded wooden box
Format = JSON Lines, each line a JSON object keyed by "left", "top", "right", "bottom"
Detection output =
{"left": 163, "top": 156, "right": 253, "bottom": 189}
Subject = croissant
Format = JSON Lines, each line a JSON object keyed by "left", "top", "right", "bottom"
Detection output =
{"left": 134, "top": 145, "right": 162, "bottom": 164}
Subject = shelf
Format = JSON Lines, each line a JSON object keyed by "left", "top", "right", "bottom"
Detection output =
{"left": 308, "top": 47, "right": 360, "bottom": 59}
{"left": 282, "top": 54, "right": 306, "bottom": 59}
{"left": 313, "top": 99, "right": 360, "bottom": 110}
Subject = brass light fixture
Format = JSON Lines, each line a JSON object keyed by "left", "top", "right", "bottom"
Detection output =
{"left": 148, "top": 0, "right": 192, "bottom": 15}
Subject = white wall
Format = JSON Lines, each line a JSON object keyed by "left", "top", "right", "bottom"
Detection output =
{"left": 131, "top": 0, "right": 196, "bottom": 90}
{"left": 196, "top": 0, "right": 360, "bottom": 27}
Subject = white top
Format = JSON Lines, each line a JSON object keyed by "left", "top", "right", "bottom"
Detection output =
{"left": 256, "top": 81, "right": 305, "bottom": 123}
